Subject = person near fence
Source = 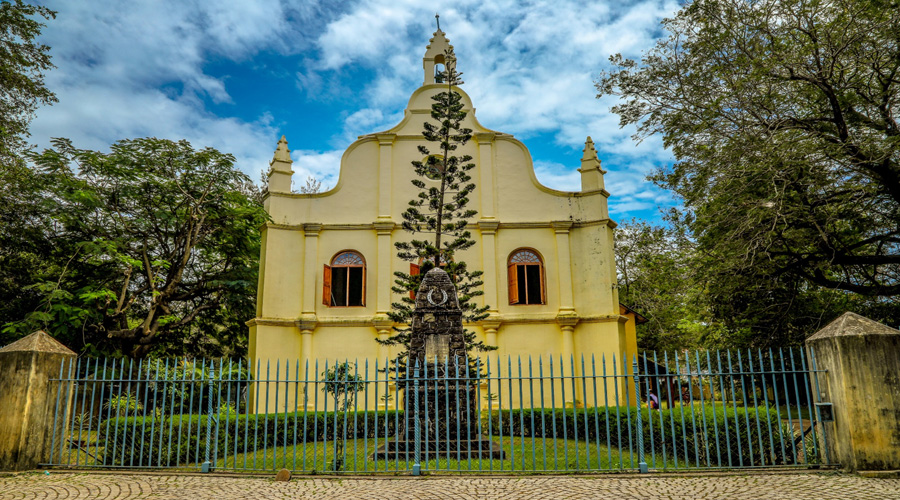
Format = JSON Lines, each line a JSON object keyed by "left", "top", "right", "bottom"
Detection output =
{"left": 648, "top": 390, "right": 659, "bottom": 409}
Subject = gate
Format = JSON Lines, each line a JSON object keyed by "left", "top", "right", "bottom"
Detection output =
{"left": 43, "top": 348, "right": 832, "bottom": 473}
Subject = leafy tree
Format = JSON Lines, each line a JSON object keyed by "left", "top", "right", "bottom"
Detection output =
{"left": 2, "top": 138, "right": 268, "bottom": 358}
{"left": 320, "top": 362, "right": 366, "bottom": 470}
{"left": 616, "top": 219, "right": 710, "bottom": 351}
{"left": 0, "top": 0, "right": 57, "bottom": 165}
{"left": 378, "top": 48, "right": 493, "bottom": 370}
{"left": 599, "top": 0, "right": 900, "bottom": 339}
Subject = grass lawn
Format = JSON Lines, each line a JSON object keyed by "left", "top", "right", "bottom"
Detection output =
{"left": 211, "top": 436, "right": 680, "bottom": 473}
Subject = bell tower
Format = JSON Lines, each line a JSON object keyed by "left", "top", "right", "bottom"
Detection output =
{"left": 423, "top": 16, "right": 454, "bottom": 85}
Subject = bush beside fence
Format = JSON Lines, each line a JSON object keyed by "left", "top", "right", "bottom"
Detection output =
{"left": 100, "top": 410, "right": 403, "bottom": 467}
{"left": 487, "top": 405, "right": 790, "bottom": 467}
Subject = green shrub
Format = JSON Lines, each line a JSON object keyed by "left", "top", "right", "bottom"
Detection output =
{"left": 486, "top": 404, "right": 789, "bottom": 467}
{"left": 99, "top": 409, "right": 403, "bottom": 467}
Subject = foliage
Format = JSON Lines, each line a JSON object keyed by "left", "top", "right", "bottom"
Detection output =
{"left": 1, "top": 138, "right": 268, "bottom": 357}
{"left": 616, "top": 219, "right": 721, "bottom": 351}
{"left": 298, "top": 175, "right": 322, "bottom": 194}
{"left": 599, "top": 0, "right": 900, "bottom": 342}
{"left": 489, "top": 404, "right": 790, "bottom": 466}
{"left": 0, "top": 0, "right": 57, "bottom": 165}
{"left": 379, "top": 47, "right": 494, "bottom": 371}
{"left": 101, "top": 410, "right": 403, "bottom": 467}
{"left": 320, "top": 362, "right": 367, "bottom": 412}
{"left": 103, "top": 394, "right": 144, "bottom": 416}
{"left": 319, "top": 362, "right": 367, "bottom": 470}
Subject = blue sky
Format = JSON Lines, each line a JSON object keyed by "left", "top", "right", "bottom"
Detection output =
{"left": 30, "top": 0, "right": 682, "bottom": 223}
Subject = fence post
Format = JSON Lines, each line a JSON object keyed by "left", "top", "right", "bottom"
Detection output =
{"left": 633, "top": 357, "right": 648, "bottom": 473}
{"left": 201, "top": 365, "right": 215, "bottom": 473}
{"left": 412, "top": 360, "right": 421, "bottom": 476}
{"left": 0, "top": 331, "right": 76, "bottom": 471}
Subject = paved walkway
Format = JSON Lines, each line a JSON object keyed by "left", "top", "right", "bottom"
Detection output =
{"left": 1, "top": 471, "right": 899, "bottom": 499}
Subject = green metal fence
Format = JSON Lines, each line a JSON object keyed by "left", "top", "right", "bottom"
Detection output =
{"left": 43, "top": 349, "right": 832, "bottom": 473}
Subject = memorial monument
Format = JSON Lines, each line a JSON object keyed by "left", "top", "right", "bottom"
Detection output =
{"left": 374, "top": 268, "right": 504, "bottom": 460}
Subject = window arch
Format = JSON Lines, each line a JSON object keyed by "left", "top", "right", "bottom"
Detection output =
{"left": 508, "top": 249, "right": 545, "bottom": 305}
{"left": 323, "top": 251, "right": 366, "bottom": 307}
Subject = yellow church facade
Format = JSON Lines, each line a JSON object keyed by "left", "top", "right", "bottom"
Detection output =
{"left": 248, "top": 30, "right": 637, "bottom": 408}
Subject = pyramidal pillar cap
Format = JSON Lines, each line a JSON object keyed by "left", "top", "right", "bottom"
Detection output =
{"left": 807, "top": 311, "right": 899, "bottom": 341}
{"left": 0, "top": 330, "right": 76, "bottom": 355}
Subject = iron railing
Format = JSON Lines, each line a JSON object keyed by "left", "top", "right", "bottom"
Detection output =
{"left": 43, "top": 348, "right": 832, "bottom": 474}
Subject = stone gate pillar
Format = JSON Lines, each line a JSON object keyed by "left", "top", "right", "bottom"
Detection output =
{"left": 806, "top": 312, "right": 900, "bottom": 471}
{"left": 0, "top": 331, "right": 76, "bottom": 471}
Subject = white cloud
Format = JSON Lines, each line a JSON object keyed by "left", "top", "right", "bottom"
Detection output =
{"left": 30, "top": 0, "right": 318, "bottom": 177}
{"left": 292, "top": 149, "right": 343, "bottom": 191}
{"left": 29, "top": 0, "right": 682, "bottom": 218}
{"left": 533, "top": 160, "right": 581, "bottom": 192}
{"left": 303, "top": 0, "right": 681, "bottom": 217}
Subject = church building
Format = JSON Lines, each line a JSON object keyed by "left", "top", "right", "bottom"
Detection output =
{"left": 248, "top": 29, "right": 638, "bottom": 407}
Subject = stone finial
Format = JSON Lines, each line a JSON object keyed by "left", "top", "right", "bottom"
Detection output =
{"left": 0, "top": 330, "right": 75, "bottom": 355}
{"left": 272, "top": 135, "right": 292, "bottom": 165}
{"left": 267, "top": 135, "right": 294, "bottom": 193}
{"left": 582, "top": 136, "right": 598, "bottom": 162}
{"left": 578, "top": 136, "right": 606, "bottom": 192}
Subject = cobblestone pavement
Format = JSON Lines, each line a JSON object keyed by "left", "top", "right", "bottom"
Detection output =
{"left": 1, "top": 472, "right": 899, "bottom": 499}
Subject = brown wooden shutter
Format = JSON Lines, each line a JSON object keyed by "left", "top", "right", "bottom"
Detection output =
{"left": 322, "top": 264, "right": 332, "bottom": 306}
{"left": 539, "top": 264, "right": 546, "bottom": 304}
{"left": 508, "top": 263, "right": 519, "bottom": 304}
{"left": 360, "top": 265, "right": 366, "bottom": 306}
{"left": 409, "top": 263, "right": 420, "bottom": 300}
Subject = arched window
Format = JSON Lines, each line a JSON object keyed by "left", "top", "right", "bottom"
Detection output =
{"left": 323, "top": 251, "right": 366, "bottom": 307}
{"left": 508, "top": 249, "right": 545, "bottom": 305}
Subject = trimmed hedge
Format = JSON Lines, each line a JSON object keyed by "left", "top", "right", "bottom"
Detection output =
{"left": 100, "top": 410, "right": 403, "bottom": 467}
{"left": 487, "top": 405, "right": 790, "bottom": 467}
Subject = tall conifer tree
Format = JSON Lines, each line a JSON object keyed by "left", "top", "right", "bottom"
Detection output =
{"left": 378, "top": 48, "right": 494, "bottom": 368}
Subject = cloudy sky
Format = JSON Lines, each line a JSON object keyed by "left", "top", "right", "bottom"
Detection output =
{"left": 30, "top": 0, "right": 681, "bottom": 222}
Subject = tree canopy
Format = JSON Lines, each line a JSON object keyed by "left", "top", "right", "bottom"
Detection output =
{"left": 0, "top": 0, "right": 56, "bottom": 165}
{"left": 1, "top": 138, "right": 268, "bottom": 357}
{"left": 599, "top": 0, "right": 900, "bottom": 340}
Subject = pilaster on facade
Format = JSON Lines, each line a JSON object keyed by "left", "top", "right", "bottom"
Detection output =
{"left": 478, "top": 219, "right": 501, "bottom": 309}
{"left": 473, "top": 132, "right": 496, "bottom": 145}
{"left": 481, "top": 316, "right": 502, "bottom": 348}
{"left": 302, "top": 224, "right": 321, "bottom": 314}
{"left": 376, "top": 134, "right": 396, "bottom": 218}
{"left": 376, "top": 133, "right": 396, "bottom": 146}
{"left": 475, "top": 133, "right": 497, "bottom": 218}
{"left": 303, "top": 223, "right": 323, "bottom": 236}
{"left": 477, "top": 219, "right": 500, "bottom": 234}
{"left": 551, "top": 220, "right": 574, "bottom": 233}
{"left": 551, "top": 220, "right": 576, "bottom": 312}
{"left": 373, "top": 219, "right": 395, "bottom": 234}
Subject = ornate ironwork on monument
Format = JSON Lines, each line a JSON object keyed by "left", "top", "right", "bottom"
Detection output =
{"left": 374, "top": 268, "right": 504, "bottom": 460}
